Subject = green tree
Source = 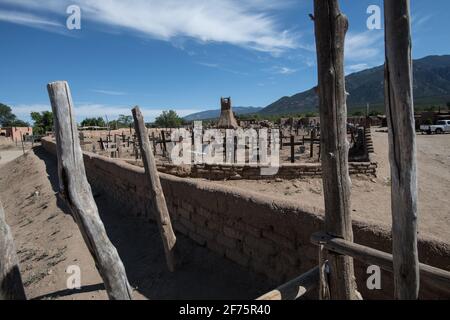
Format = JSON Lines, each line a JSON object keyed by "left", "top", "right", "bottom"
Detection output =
{"left": 80, "top": 117, "right": 106, "bottom": 127}
{"left": 117, "top": 114, "right": 133, "bottom": 128}
{"left": 446, "top": 102, "right": 450, "bottom": 109}
{"left": 31, "top": 111, "right": 53, "bottom": 135}
{"left": 0, "top": 103, "right": 16, "bottom": 126}
{"left": 154, "top": 110, "right": 183, "bottom": 128}
{"left": 0, "top": 103, "right": 30, "bottom": 127}
{"left": 351, "top": 111, "right": 364, "bottom": 116}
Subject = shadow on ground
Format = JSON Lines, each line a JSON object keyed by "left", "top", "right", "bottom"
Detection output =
{"left": 34, "top": 146, "right": 274, "bottom": 300}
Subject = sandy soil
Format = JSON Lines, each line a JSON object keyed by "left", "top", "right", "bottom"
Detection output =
{"left": 218, "top": 130, "right": 450, "bottom": 243}
{"left": 0, "top": 148, "right": 272, "bottom": 300}
{"left": 0, "top": 141, "right": 31, "bottom": 167}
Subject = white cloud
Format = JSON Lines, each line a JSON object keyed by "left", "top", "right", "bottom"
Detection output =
{"left": 0, "top": 0, "right": 299, "bottom": 54}
{"left": 11, "top": 103, "right": 202, "bottom": 122}
{"left": 196, "top": 61, "right": 248, "bottom": 75}
{"left": 0, "top": 9, "right": 64, "bottom": 33}
{"left": 346, "top": 63, "right": 369, "bottom": 73}
{"left": 271, "top": 66, "right": 297, "bottom": 75}
{"left": 91, "top": 89, "right": 127, "bottom": 96}
{"left": 345, "top": 31, "right": 384, "bottom": 62}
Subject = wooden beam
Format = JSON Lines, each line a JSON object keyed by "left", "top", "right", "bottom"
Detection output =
{"left": 47, "top": 81, "right": 133, "bottom": 300}
{"left": 384, "top": 0, "right": 419, "bottom": 299}
{"left": 132, "top": 107, "right": 177, "bottom": 272}
{"left": 256, "top": 267, "right": 319, "bottom": 300}
{"left": 313, "top": 0, "right": 358, "bottom": 299}
{"left": 0, "top": 200, "right": 26, "bottom": 300}
{"left": 311, "top": 232, "right": 450, "bottom": 295}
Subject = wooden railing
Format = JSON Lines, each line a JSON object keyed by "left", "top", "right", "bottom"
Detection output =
{"left": 256, "top": 232, "right": 450, "bottom": 300}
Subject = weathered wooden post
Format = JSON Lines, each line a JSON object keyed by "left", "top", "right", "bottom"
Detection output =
{"left": 0, "top": 200, "right": 26, "bottom": 300}
{"left": 384, "top": 0, "right": 419, "bottom": 299}
{"left": 290, "top": 135, "right": 295, "bottom": 163}
{"left": 310, "top": 129, "right": 316, "bottom": 158}
{"left": 161, "top": 131, "right": 168, "bottom": 157}
{"left": 47, "top": 81, "right": 133, "bottom": 300}
{"left": 279, "top": 129, "right": 283, "bottom": 150}
{"left": 132, "top": 107, "right": 177, "bottom": 272}
{"left": 313, "top": 0, "right": 358, "bottom": 299}
{"left": 151, "top": 132, "right": 157, "bottom": 155}
{"left": 20, "top": 135, "right": 25, "bottom": 155}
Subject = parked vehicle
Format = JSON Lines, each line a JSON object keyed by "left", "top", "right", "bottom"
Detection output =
{"left": 420, "top": 120, "right": 450, "bottom": 134}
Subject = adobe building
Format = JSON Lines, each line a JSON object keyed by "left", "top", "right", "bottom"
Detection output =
{"left": 0, "top": 126, "right": 33, "bottom": 141}
{"left": 217, "top": 97, "right": 239, "bottom": 129}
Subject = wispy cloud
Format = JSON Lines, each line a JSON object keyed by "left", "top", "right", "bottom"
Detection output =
{"left": 0, "top": 9, "right": 64, "bottom": 33}
{"left": 196, "top": 62, "right": 219, "bottom": 68}
{"left": 196, "top": 61, "right": 249, "bottom": 75}
{"left": 270, "top": 66, "right": 297, "bottom": 75}
{"left": 346, "top": 63, "right": 369, "bottom": 74}
{"left": 412, "top": 14, "right": 433, "bottom": 28}
{"left": 345, "top": 31, "right": 384, "bottom": 62}
{"left": 0, "top": 0, "right": 300, "bottom": 54}
{"left": 91, "top": 89, "right": 127, "bottom": 96}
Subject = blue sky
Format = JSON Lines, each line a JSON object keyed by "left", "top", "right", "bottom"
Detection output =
{"left": 0, "top": 0, "right": 449, "bottom": 122}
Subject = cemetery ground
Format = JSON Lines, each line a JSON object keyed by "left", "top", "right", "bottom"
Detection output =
{"left": 0, "top": 147, "right": 272, "bottom": 300}
{"left": 0, "top": 128, "right": 448, "bottom": 298}
{"left": 214, "top": 129, "right": 450, "bottom": 244}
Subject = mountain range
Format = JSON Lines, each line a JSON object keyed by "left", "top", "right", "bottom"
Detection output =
{"left": 184, "top": 106, "right": 263, "bottom": 121}
{"left": 184, "top": 55, "right": 450, "bottom": 120}
{"left": 259, "top": 55, "right": 450, "bottom": 115}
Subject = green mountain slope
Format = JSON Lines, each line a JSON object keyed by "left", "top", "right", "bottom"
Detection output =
{"left": 260, "top": 55, "right": 450, "bottom": 115}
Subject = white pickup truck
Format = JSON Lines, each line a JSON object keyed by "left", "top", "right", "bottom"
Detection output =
{"left": 420, "top": 120, "right": 450, "bottom": 134}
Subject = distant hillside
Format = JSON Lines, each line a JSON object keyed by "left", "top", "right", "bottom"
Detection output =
{"left": 184, "top": 107, "right": 262, "bottom": 121}
{"left": 260, "top": 55, "right": 450, "bottom": 115}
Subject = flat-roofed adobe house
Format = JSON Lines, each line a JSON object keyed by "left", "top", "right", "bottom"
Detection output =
{"left": 0, "top": 126, "right": 33, "bottom": 141}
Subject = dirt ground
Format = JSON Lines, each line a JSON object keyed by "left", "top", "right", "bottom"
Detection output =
{"left": 0, "top": 148, "right": 273, "bottom": 300}
{"left": 0, "top": 140, "right": 31, "bottom": 166}
{"left": 218, "top": 129, "right": 450, "bottom": 243}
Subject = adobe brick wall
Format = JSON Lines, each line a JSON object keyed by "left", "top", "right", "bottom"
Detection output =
{"left": 126, "top": 161, "right": 378, "bottom": 180}
{"left": 41, "top": 138, "right": 450, "bottom": 299}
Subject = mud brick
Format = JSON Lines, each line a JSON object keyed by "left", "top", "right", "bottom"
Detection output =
{"left": 191, "top": 213, "right": 207, "bottom": 226}
{"left": 223, "top": 226, "right": 244, "bottom": 240}
{"left": 244, "top": 234, "right": 276, "bottom": 255}
{"left": 206, "top": 219, "right": 221, "bottom": 231}
{"left": 196, "top": 225, "right": 215, "bottom": 240}
{"left": 207, "top": 239, "right": 226, "bottom": 257}
{"left": 262, "top": 230, "right": 295, "bottom": 250}
{"left": 179, "top": 217, "right": 196, "bottom": 232}
{"left": 217, "top": 234, "right": 237, "bottom": 249}
{"left": 225, "top": 248, "right": 250, "bottom": 267}
{"left": 174, "top": 221, "right": 189, "bottom": 236}
{"left": 197, "top": 207, "right": 212, "bottom": 219}
{"left": 189, "top": 231, "right": 206, "bottom": 246}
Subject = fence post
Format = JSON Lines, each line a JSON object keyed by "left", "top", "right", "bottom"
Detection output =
{"left": 290, "top": 135, "right": 295, "bottom": 163}
{"left": 0, "top": 200, "right": 26, "bottom": 300}
{"left": 313, "top": 0, "right": 358, "bottom": 299}
{"left": 384, "top": 0, "right": 419, "bottom": 299}
{"left": 132, "top": 107, "right": 177, "bottom": 272}
{"left": 47, "top": 81, "right": 133, "bottom": 300}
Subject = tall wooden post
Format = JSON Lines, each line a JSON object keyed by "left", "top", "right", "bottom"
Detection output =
{"left": 290, "top": 135, "right": 295, "bottom": 163}
{"left": 0, "top": 200, "right": 26, "bottom": 300}
{"left": 132, "top": 107, "right": 177, "bottom": 272}
{"left": 384, "top": 0, "right": 419, "bottom": 299}
{"left": 313, "top": 0, "right": 358, "bottom": 299}
{"left": 47, "top": 81, "right": 133, "bottom": 300}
